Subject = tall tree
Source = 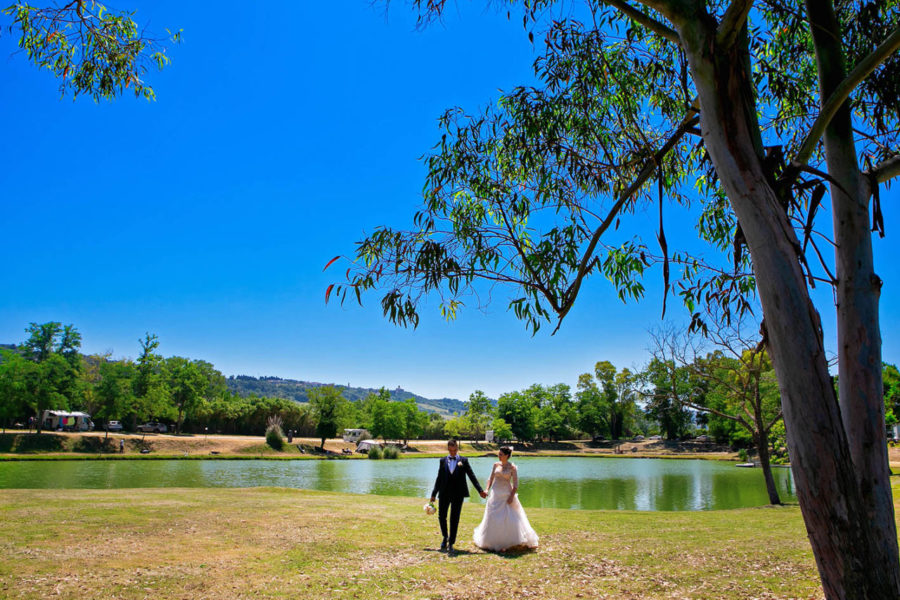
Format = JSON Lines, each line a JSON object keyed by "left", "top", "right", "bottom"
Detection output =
{"left": 309, "top": 385, "right": 347, "bottom": 450}
{"left": 465, "top": 390, "right": 495, "bottom": 439}
{"left": 496, "top": 389, "right": 537, "bottom": 442}
{"left": 132, "top": 333, "right": 167, "bottom": 427}
{"left": 163, "top": 356, "right": 205, "bottom": 435}
{"left": 96, "top": 359, "right": 135, "bottom": 434}
{"left": 0, "top": 349, "right": 35, "bottom": 431}
{"left": 17, "top": 322, "right": 83, "bottom": 426}
{"left": 333, "top": 1, "right": 900, "bottom": 594}
{"left": 575, "top": 373, "right": 607, "bottom": 439}
{"left": 590, "top": 361, "right": 637, "bottom": 440}
{"left": 642, "top": 359, "right": 696, "bottom": 440}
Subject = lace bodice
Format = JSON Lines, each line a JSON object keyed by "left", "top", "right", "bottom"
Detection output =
{"left": 488, "top": 462, "right": 518, "bottom": 492}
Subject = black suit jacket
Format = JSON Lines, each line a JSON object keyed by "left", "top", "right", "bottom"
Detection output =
{"left": 431, "top": 455, "right": 483, "bottom": 500}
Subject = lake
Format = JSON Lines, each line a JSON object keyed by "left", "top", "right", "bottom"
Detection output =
{"left": 0, "top": 456, "right": 796, "bottom": 511}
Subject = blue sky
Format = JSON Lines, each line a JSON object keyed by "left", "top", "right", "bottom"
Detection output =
{"left": 1, "top": 1, "right": 898, "bottom": 402}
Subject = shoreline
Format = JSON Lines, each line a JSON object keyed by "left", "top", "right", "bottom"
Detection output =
{"left": 0, "top": 430, "right": 744, "bottom": 462}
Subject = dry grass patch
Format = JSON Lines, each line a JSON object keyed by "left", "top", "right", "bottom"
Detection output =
{"left": 0, "top": 486, "right": 834, "bottom": 599}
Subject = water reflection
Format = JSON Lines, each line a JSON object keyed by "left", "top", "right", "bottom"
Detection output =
{"left": 0, "top": 456, "right": 796, "bottom": 511}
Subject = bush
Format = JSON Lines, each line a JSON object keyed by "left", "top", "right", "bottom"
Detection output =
{"left": 265, "top": 426, "right": 285, "bottom": 451}
{"left": 382, "top": 445, "right": 400, "bottom": 459}
{"left": 367, "top": 445, "right": 383, "bottom": 459}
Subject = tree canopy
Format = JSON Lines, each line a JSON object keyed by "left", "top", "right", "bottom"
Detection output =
{"left": 332, "top": 0, "right": 900, "bottom": 596}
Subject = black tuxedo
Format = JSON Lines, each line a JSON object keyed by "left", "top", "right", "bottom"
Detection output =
{"left": 431, "top": 454, "right": 484, "bottom": 546}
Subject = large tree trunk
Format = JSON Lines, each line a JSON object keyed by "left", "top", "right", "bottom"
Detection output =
{"left": 677, "top": 10, "right": 899, "bottom": 598}
{"left": 805, "top": 1, "right": 900, "bottom": 590}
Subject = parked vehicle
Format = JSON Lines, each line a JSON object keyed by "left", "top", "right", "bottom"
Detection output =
{"left": 41, "top": 410, "right": 94, "bottom": 432}
{"left": 137, "top": 422, "right": 167, "bottom": 433}
{"left": 106, "top": 421, "right": 123, "bottom": 432}
{"left": 342, "top": 428, "right": 370, "bottom": 443}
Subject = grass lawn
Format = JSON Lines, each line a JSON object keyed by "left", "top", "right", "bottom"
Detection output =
{"left": 0, "top": 478, "right": 868, "bottom": 600}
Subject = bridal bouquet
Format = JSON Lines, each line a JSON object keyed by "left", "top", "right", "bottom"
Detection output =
{"left": 423, "top": 502, "right": 436, "bottom": 515}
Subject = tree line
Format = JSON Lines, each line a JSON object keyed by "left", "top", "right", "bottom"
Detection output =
{"left": 2, "top": 322, "right": 898, "bottom": 462}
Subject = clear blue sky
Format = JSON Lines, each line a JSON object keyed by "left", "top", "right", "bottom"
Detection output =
{"left": 1, "top": 2, "right": 898, "bottom": 401}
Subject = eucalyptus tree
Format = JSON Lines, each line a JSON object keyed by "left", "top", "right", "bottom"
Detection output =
{"left": 2, "top": 1, "right": 179, "bottom": 101}
{"left": 331, "top": 0, "right": 900, "bottom": 595}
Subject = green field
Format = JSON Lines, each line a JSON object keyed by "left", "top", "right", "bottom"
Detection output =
{"left": 0, "top": 479, "right": 862, "bottom": 599}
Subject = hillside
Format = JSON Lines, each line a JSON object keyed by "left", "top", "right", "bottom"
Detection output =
{"left": 226, "top": 375, "right": 467, "bottom": 416}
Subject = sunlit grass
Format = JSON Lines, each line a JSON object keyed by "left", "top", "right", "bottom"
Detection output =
{"left": 0, "top": 485, "right": 837, "bottom": 599}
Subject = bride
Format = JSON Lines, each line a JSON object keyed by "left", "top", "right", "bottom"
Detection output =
{"left": 473, "top": 446, "right": 539, "bottom": 552}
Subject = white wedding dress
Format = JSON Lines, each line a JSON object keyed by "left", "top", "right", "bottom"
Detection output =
{"left": 473, "top": 462, "right": 539, "bottom": 551}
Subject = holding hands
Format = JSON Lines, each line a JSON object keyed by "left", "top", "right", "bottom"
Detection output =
{"left": 480, "top": 490, "right": 488, "bottom": 498}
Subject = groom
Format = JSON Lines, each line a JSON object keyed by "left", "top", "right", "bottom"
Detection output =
{"left": 430, "top": 439, "right": 487, "bottom": 555}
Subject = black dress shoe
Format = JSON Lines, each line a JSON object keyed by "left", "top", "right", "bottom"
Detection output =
{"left": 447, "top": 544, "right": 456, "bottom": 556}
{"left": 439, "top": 540, "right": 447, "bottom": 551}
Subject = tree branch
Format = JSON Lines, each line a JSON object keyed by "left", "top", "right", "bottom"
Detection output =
{"left": 867, "top": 155, "right": 900, "bottom": 186}
{"left": 716, "top": 0, "right": 754, "bottom": 48}
{"left": 554, "top": 102, "right": 700, "bottom": 324}
{"left": 600, "top": 0, "right": 680, "bottom": 45}
{"left": 792, "top": 24, "right": 900, "bottom": 169}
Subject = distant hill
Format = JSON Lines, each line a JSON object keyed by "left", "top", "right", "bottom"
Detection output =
{"left": 226, "top": 375, "right": 467, "bottom": 416}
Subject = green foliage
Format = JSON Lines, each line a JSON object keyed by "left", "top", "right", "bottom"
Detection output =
{"left": 642, "top": 358, "right": 697, "bottom": 440}
{"left": 465, "top": 390, "right": 494, "bottom": 439}
{"left": 309, "top": 385, "right": 348, "bottom": 449}
{"left": 366, "top": 444, "right": 383, "bottom": 459}
{"left": 574, "top": 362, "right": 637, "bottom": 440}
{"left": 489, "top": 417, "right": 513, "bottom": 442}
{"left": 382, "top": 445, "right": 400, "bottom": 459}
{"left": 3, "top": 1, "right": 181, "bottom": 101}
{"left": 496, "top": 390, "right": 536, "bottom": 442}
{"left": 883, "top": 363, "right": 900, "bottom": 425}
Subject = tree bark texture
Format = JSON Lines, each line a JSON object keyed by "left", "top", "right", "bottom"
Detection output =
{"left": 676, "top": 9, "right": 899, "bottom": 598}
{"left": 805, "top": 2, "right": 900, "bottom": 592}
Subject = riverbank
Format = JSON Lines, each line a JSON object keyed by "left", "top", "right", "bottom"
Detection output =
{"left": 0, "top": 486, "right": 835, "bottom": 599}
{"left": 0, "top": 431, "right": 741, "bottom": 461}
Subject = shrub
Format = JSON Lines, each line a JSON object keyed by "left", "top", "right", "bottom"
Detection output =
{"left": 382, "top": 445, "right": 400, "bottom": 459}
{"left": 738, "top": 448, "right": 749, "bottom": 462}
{"left": 367, "top": 445, "right": 383, "bottom": 459}
{"left": 265, "top": 415, "right": 285, "bottom": 451}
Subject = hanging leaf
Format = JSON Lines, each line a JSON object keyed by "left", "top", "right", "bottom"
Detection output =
{"left": 323, "top": 255, "right": 340, "bottom": 271}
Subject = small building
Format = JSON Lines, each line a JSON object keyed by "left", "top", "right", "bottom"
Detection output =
{"left": 343, "top": 428, "right": 370, "bottom": 443}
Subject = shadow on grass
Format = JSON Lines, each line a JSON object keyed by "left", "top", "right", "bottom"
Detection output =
{"left": 0, "top": 433, "right": 66, "bottom": 453}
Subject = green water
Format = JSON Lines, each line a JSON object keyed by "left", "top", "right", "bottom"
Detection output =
{"left": 0, "top": 456, "right": 795, "bottom": 511}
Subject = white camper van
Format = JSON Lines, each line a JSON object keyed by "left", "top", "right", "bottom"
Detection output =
{"left": 342, "top": 428, "right": 370, "bottom": 443}
{"left": 41, "top": 410, "right": 94, "bottom": 432}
